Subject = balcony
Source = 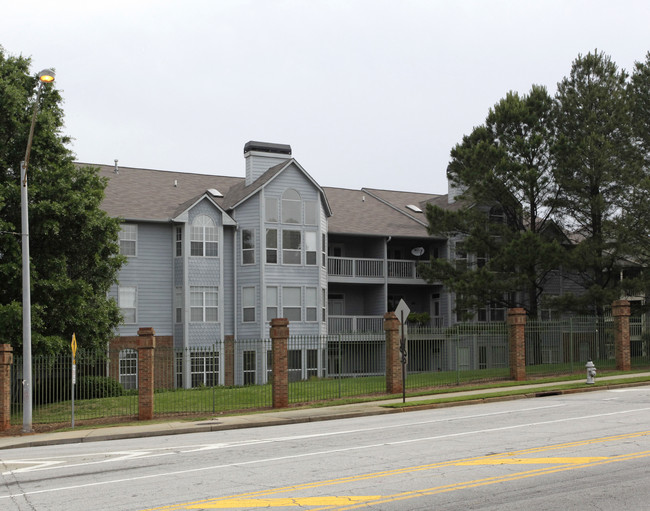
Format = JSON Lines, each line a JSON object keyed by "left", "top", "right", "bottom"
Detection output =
{"left": 328, "top": 315, "right": 447, "bottom": 335}
{"left": 328, "top": 257, "right": 425, "bottom": 282}
{"left": 328, "top": 315, "right": 384, "bottom": 334}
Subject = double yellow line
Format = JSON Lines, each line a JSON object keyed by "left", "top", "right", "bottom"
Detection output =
{"left": 144, "top": 430, "right": 650, "bottom": 510}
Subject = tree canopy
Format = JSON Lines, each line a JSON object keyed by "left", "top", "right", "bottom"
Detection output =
{"left": 0, "top": 48, "right": 124, "bottom": 353}
{"left": 423, "top": 50, "right": 650, "bottom": 318}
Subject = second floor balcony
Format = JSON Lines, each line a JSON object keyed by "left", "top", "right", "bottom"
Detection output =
{"left": 328, "top": 256, "right": 427, "bottom": 282}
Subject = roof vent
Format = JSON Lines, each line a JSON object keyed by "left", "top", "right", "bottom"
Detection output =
{"left": 208, "top": 188, "right": 223, "bottom": 198}
{"left": 406, "top": 204, "right": 423, "bottom": 213}
{"left": 114, "top": 159, "right": 119, "bottom": 174}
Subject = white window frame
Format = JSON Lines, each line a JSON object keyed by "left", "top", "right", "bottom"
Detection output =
{"left": 242, "top": 286, "right": 256, "bottom": 322}
{"left": 265, "top": 197, "right": 278, "bottom": 222}
{"left": 191, "top": 215, "right": 218, "bottom": 257}
{"left": 282, "top": 189, "right": 301, "bottom": 224}
{"left": 283, "top": 287, "right": 301, "bottom": 321}
{"left": 266, "top": 286, "right": 278, "bottom": 321}
{"left": 175, "top": 226, "right": 182, "bottom": 257}
{"left": 266, "top": 228, "right": 278, "bottom": 264}
{"left": 119, "top": 349, "right": 138, "bottom": 390}
{"left": 118, "top": 286, "right": 137, "bottom": 324}
{"left": 306, "top": 287, "right": 317, "bottom": 322}
{"left": 305, "top": 200, "right": 317, "bottom": 225}
{"left": 242, "top": 229, "right": 255, "bottom": 265}
{"left": 282, "top": 229, "right": 302, "bottom": 265}
{"left": 175, "top": 287, "right": 183, "bottom": 323}
{"left": 119, "top": 224, "right": 137, "bottom": 256}
{"left": 190, "top": 286, "right": 218, "bottom": 322}
{"left": 305, "top": 231, "right": 317, "bottom": 265}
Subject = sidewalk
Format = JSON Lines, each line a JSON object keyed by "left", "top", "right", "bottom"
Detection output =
{"left": 1, "top": 373, "right": 649, "bottom": 450}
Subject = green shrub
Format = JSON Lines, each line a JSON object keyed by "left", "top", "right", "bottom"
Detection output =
{"left": 77, "top": 376, "right": 124, "bottom": 399}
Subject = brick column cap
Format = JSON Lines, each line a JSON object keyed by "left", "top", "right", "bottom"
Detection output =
{"left": 0, "top": 344, "right": 12, "bottom": 365}
{"left": 137, "top": 327, "right": 156, "bottom": 336}
{"left": 383, "top": 311, "right": 399, "bottom": 331}
{"left": 612, "top": 300, "right": 631, "bottom": 316}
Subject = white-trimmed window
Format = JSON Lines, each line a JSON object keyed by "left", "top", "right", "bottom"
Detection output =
{"left": 175, "top": 287, "right": 183, "bottom": 323}
{"left": 305, "top": 200, "right": 317, "bottom": 225}
{"left": 265, "top": 197, "right": 278, "bottom": 222}
{"left": 191, "top": 215, "right": 218, "bottom": 257}
{"left": 283, "top": 287, "right": 301, "bottom": 321}
{"left": 175, "top": 226, "right": 182, "bottom": 257}
{"left": 266, "top": 286, "right": 278, "bottom": 321}
{"left": 118, "top": 286, "right": 137, "bottom": 324}
{"left": 266, "top": 229, "right": 278, "bottom": 264}
{"left": 305, "top": 232, "right": 317, "bottom": 265}
{"left": 242, "top": 229, "right": 255, "bottom": 265}
{"left": 322, "top": 288, "right": 327, "bottom": 323}
{"left": 243, "top": 351, "right": 256, "bottom": 385}
{"left": 190, "top": 286, "right": 218, "bottom": 322}
{"left": 306, "top": 287, "right": 317, "bottom": 322}
{"left": 322, "top": 233, "right": 327, "bottom": 267}
{"left": 282, "top": 230, "right": 302, "bottom": 265}
{"left": 243, "top": 287, "right": 255, "bottom": 322}
{"left": 119, "top": 224, "right": 137, "bottom": 256}
{"left": 282, "top": 189, "right": 301, "bottom": 224}
{"left": 119, "top": 349, "right": 138, "bottom": 390}
{"left": 190, "top": 350, "right": 219, "bottom": 387}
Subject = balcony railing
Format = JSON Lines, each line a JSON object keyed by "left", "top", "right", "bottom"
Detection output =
{"left": 328, "top": 257, "right": 424, "bottom": 280}
{"left": 328, "top": 315, "right": 447, "bottom": 334}
{"left": 328, "top": 315, "right": 384, "bottom": 334}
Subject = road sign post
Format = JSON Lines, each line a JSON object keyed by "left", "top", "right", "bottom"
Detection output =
{"left": 394, "top": 300, "right": 410, "bottom": 403}
{"left": 71, "top": 333, "right": 77, "bottom": 428}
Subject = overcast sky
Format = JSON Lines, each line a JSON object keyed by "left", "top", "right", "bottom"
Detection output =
{"left": 3, "top": 1, "right": 649, "bottom": 194}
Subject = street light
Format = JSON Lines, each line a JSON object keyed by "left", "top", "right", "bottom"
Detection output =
{"left": 21, "top": 68, "right": 55, "bottom": 433}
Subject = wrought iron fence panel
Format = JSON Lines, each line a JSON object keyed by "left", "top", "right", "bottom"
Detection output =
{"left": 525, "top": 316, "right": 616, "bottom": 375}
{"left": 12, "top": 348, "right": 137, "bottom": 425}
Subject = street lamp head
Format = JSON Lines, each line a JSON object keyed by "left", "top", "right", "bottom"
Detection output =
{"left": 38, "top": 69, "right": 55, "bottom": 83}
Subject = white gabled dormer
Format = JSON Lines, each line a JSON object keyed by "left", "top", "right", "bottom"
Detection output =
{"left": 244, "top": 141, "right": 292, "bottom": 185}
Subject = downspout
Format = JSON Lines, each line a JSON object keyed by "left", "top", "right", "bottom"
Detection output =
{"left": 385, "top": 236, "right": 391, "bottom": 312}
{"left": 183, "top": 222, "right": 190, "bottom": 388}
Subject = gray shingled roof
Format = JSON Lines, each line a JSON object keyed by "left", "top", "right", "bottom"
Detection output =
{"left": 89, "top": 163, "right": 242, "bottom": 221}
{"left": 84, "top": 162, "right": 448, "bottom": 239}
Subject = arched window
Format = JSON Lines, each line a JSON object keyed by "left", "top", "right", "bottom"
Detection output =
{"left": 282, "top": 189, "right": 301, "bottom": 224}
{"left": 191, "top": 215, "right": 218, "bottom": 256}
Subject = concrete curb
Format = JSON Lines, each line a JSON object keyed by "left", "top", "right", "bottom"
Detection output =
{"left": 1, "top": 377, "right": 648, "bottom": 450}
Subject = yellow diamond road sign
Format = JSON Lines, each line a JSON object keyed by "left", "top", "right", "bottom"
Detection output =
{"left": 71, "top": 333, "right": 77, "bottom": 362}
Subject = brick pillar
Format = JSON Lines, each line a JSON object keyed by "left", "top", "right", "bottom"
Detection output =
{"left": 508, "top": 308, "right": 527, "bottom": 381}
{"left": 224, "top": 335, "right": 235, "bottom": 386}
{"left": 270, "top": 318, "right": 289, "bottom": 408}
{"left": 384, "top": 312, "right": 403, "bottom": 394}
{"left": 137, "top": 327, "right": 156, "bottom": 420}
{"left": 0, "top": 344, "right": 13, "bottom": 431}
{"left": 613, "top": 299, "right": 631, "bottom": 371}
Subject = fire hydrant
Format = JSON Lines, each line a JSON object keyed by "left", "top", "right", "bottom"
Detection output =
{"left": 586, "top": 360, "right": 596, "bottom": 384}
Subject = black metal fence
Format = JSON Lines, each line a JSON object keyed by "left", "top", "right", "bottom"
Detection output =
{"left": 10, "top": 315, "right": 648, "bottom": 425}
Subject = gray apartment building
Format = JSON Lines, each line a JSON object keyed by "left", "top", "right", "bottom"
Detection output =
{"left": 93, "top": 141, "right": 505, "bottom": 387}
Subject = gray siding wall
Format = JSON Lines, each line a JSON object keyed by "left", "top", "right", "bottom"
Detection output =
{"left": 111, "top": 222, "right": 173, "bottom": 337}
{"left": 233, "top": 194, "right": 263, "bottom": 339}
{"left": 230, "top": 163, "right": 328, "bottom": 337}
{"left": 222, "top": 228, "right": 235, "bottom": 337}
{"left": 245, "top": 153, "right": 289, "bottom": 185}
{"left": 186, "top": 200, "right": 223, "bottom": 346}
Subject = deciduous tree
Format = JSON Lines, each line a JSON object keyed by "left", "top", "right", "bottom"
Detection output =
{"left": 0, "top": 48, "right": 124, "bottom": 353}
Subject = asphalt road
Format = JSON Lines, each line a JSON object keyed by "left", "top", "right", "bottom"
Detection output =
{"left": 2, "top": 387, "right": 650, "bottom": 510}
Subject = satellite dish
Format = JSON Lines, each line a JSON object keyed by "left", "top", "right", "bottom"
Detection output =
{"left": 411, "top": 247, "right": 425, "bottom": 257}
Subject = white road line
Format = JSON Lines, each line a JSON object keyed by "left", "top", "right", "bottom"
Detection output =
{"left": 1, "top": 406, "right": 649, "bottom": 501}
